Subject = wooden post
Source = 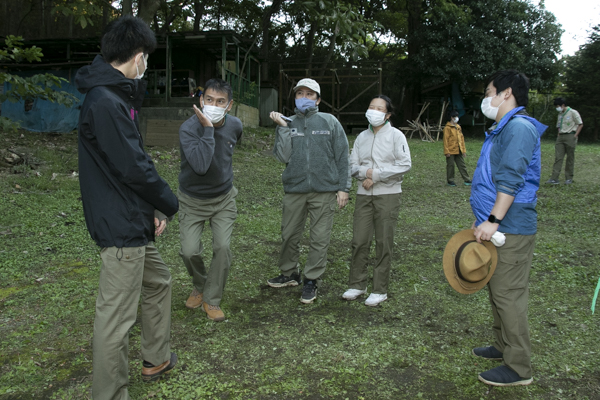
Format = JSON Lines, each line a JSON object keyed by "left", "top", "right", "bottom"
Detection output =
{"left": 166, "top": 35, "right": 171, "bottom": 102}
{"left": 221, "top": 36, "right": 226, "bottom": 80}
{"left": 331, "top": 71, "right": 335, "bottom": 114}
{"left": 279, "top": 64, "right": 283, "bottom": 113}
{"left": 379, "top": 62, "right": 382, "bottom": 94}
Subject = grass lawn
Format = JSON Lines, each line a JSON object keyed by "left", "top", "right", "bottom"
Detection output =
{"left": 1, "top": 126, "right": 599, "bottom": 399}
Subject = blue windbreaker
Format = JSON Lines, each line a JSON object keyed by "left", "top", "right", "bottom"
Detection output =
{"left": 470, "top": 107, "right": 547, "bottom": 235}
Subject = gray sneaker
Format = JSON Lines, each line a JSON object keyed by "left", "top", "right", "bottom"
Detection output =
{"left": 565, "top": 179, "right": 573, "bottom": 184}
{"left": 545, "top": 179, "right": 560, "bottom": 184}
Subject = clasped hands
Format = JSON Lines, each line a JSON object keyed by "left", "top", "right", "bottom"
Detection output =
{"left": 362, "top": 168, "right": 374, "bottom": 190}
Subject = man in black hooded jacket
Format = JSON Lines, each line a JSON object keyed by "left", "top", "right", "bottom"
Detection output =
{"left": 75, "top": 16, "right": 178, "bottom": 399}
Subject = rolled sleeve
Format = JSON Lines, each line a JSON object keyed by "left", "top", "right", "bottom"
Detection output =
{"left": 493, "top": 122, "right": 537, "bottom": 195}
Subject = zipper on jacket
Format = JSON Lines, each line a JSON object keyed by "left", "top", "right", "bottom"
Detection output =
{"left": 369, "top": 132, "right": 377, "bottom": 192}
{"left": 305, "top": 116, "right": 311, "bottom": 189}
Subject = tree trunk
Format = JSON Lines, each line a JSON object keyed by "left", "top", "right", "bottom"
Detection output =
{"left": 259, "top": 0, "right": 283, "bottom": 83}
{"left": 122, "top": 0, "right": 133, "bottom": 16}
{"left": 319, "top": 22, "right": 339, "bottom": 78}
{"left": 102, "top": 0, "right": 110, "bottom": 30}
{"left": 404, "top": 0, "right": 422, "bottom": 121}
{"left": 193, "top": 0, "right": 203, "bottom": 33}
{"left": 138, "top": 0, "right": 161, "bottom": 24}
{"left": 305, "top": 20, "right": 318, "bottom": 76}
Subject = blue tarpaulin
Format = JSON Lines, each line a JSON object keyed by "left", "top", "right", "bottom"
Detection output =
{"left": 1, "top": 69, "right": 85, "bottom": 133}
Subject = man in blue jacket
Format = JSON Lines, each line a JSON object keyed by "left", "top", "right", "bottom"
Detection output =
{"left": 76, "top": 16, "right": 179, "bottom": 399}
{"left": 470, "top": 70, "right": 547, "bottom": 387}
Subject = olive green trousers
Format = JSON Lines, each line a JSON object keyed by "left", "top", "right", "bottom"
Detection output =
{"left": 487, "top": 234, "right": 536, "bottom": 379}
{"left": 348, "top": 193, "right": 401, "bottom": 294}
{"left": 93, "top": 243, "right": 172, "bottom": 400}
{"left": 551, "top": 133, "right": 577, "bottom": 181}
{"left": 178, "top": 187, "right": 238, "bottom": 306}
{"left": 278, "top": 192, "right": 337, "bottom": 283}
{"left": 446, "top": 154, "right": 470, "bottom": 183}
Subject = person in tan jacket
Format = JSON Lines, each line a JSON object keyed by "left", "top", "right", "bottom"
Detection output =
{"left": 443, "top": 110, "right": 471, "bottom": 186}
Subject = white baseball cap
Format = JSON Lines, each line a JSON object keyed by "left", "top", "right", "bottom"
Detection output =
{"left": 294, "top": 78, "right": 320, "bottom": 96}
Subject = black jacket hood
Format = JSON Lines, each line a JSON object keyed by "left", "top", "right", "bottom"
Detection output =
{"left": 76, "top": 55, "right": 146, "bottom": 110}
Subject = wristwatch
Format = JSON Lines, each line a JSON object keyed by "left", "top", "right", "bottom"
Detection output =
{"left": 488, "top": 214, "right": 502, "bottom": 224}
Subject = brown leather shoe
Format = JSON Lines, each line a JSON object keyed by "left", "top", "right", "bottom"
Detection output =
{"left": 141, "top": 352, "right": 177, "bottom": 382}
{"left": 185, "top": 288, "right": 203, "bottom": 309}
{"left": 202, "top": 302, "right": 225, "bottom": 321}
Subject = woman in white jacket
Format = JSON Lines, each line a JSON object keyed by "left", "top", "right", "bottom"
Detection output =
{"left": 342, "top": 95, "right": 412, "bottom": 306}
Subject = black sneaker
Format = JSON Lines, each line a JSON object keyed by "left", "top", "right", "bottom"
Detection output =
{"left": 301, "top": 280, "right": 318, "bottom": 304}
{"left": 478, "top": 365, "right": 532, "bottom": 386}
{"left": 447, "top": 181, "right": 457, "bottom": 187}
{"left": 472, "top": 346, "right": 503, "bottom": 361}
{"left": 267, "top": 271, "right": 301, "bottom": 288}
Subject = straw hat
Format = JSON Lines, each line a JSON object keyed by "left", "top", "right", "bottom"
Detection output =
{"left": 443, "top": 229, "right": 498, "bottom": 294}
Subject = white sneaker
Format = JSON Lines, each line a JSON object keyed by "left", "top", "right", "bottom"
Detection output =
{"left": 342, "top": 288, "right": 366, "bottom": 300}
{"left": 365, "top": 293, "right": 387, "bottom": 307}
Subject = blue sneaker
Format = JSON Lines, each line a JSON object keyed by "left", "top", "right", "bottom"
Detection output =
{"left": 464, "top": 181, "right": 472, "bottom": 186}
{"left": 447, "top": 181, "right": 457, "bottom": 187}
{"left": 472, "top": 346, "right": 503, "bottom": 361}
{"left": 478, "top": 365, "right": 532, "bottom": 386}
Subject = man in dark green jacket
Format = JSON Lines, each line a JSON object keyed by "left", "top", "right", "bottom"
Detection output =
{"left": 267, "top": 78, "right": 351, "bottom": 304}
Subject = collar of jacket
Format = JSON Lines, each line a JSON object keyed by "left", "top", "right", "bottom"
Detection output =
{"left": 487, "top": 106, "right": 547, "bottom": 138}
{"left": 294, "top": 106, "right": 319, "bottom": 118}
{"left": 369, "top": 120, "right": 393, "bottom": 134}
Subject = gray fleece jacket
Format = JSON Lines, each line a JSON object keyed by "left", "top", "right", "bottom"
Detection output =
{"left": 273, "top": 106, "right": 351, "bottom": 193}
{"left": 178, "top": 114, "right": 243, "bottom": 199}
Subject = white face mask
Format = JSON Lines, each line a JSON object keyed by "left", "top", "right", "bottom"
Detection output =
{"left": 135, "top": 54, "right": 147, "bottom": 80}
{"left": 453, "top": 117, "right": 459, "bottom": 123}
{"left": 481, "top": 94, "right": 505, "bottom": 120}
{"left": 365, "top": 109, "right": 387, "bottom": 127}
{"left": 556, "top": 106, "right": 563, "bottom": 112}
{"left": 202, "top": 100, "right": 230, "bottom": 123}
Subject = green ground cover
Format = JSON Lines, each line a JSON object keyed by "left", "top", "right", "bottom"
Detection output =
{"left": 0, "top": 126, "right": 599, "bottom": 399}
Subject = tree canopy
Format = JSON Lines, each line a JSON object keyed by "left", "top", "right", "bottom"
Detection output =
{"left": 564, "top": 25, "right": 600, "bottom": 140}
{"left": 1, "top": 0, "right": 566, "bottom": 121}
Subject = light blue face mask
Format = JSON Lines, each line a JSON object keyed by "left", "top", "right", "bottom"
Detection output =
{"left": 295, "top": 97, "right": 317, "bottom": 113}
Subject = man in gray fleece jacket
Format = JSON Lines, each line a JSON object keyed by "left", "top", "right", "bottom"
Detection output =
{"left": 178, "top": 78, "right": 242, "bottom": 321}
{"left": 267, "top": 78, "right": 351, "bottom": 304}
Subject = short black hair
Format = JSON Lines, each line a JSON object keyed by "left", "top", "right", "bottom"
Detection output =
{"left": 372, "top": 95, "right": 394, "bottom": 115}
{"left": 449, "top": 110, "right": 459, "bottom": 118}
{"left": 553, "top": 97, "right": 567, "bottom": 106}
{"left": 204, "top": 78, "right": 233, "bottom": 101}
{"left": 485, "top": 69, "right": 530, "bottom": 107}
{"left": 101, "top": 16, "right": 157, "bottom": 65}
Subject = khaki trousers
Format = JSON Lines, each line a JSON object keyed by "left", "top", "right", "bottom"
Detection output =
{"left": 93, "top": 243, "right": 172, "bottom": 400}
{"left": 278, "top": 192, "right": 337, "bottom": 283}
{"left": 178, "top": 187, "right": 237, "bottom": 306}
{"left": 349, "top": 193, "right": 401, "bottom": 294}
{"left": 488, "top": 234, "right": 536, "bottom": 379}
{"left": 551, "top": 133, "right": 577, "bottom": 181}
{"left": 446, "top": 154, "right": 470, "bottom": 183}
